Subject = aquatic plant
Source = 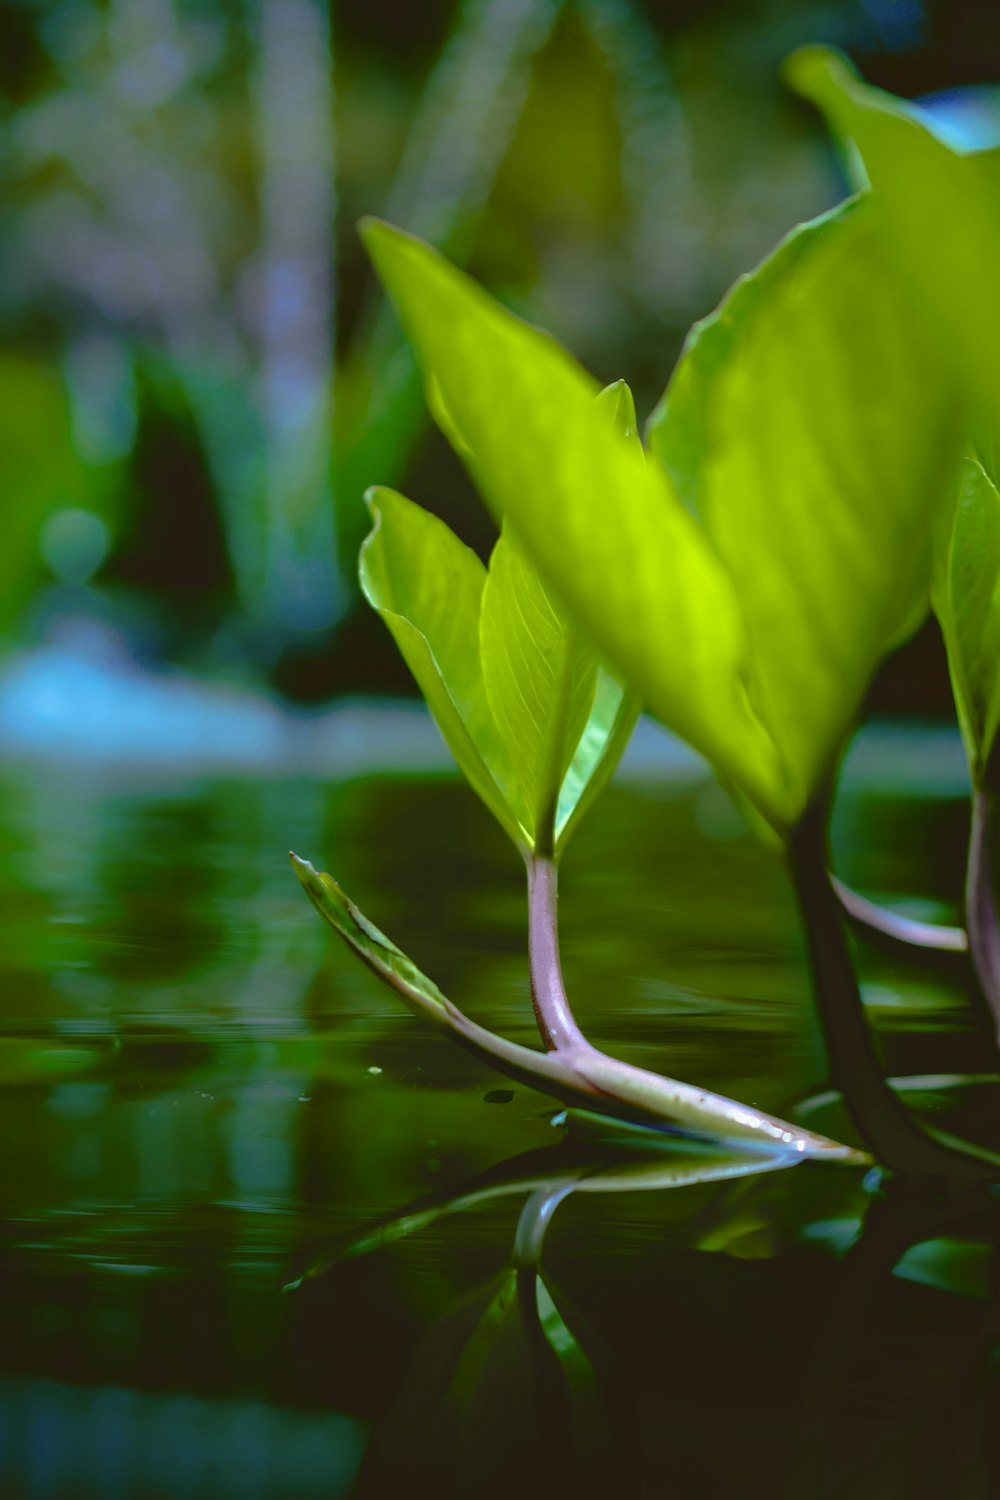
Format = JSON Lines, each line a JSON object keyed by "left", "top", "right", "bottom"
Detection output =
{"left": 787, "top": 47, "right": 1000, "bottom": 1054}
{"left": 297, "top": 52, "right": 1000, "bottom": 1178}
{"left": 292, "top": 438, "right": 849, "bottom": 1156}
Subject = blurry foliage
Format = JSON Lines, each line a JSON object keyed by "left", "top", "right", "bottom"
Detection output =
{"left": 0, "top": 352, "right": 122, "bottom": 631}
{"left": 0, "top": 0, "right": 996, "bottom": 702}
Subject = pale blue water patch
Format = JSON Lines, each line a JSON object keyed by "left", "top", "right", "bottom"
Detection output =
{"left": 0, "top": 630, "right": 969, "bottom": 802}
{"left": 0, "top": 1378, "right": 367, "bottom": 1499}
{"left": 0, "top": 626, "right": 703, "bottom": 787}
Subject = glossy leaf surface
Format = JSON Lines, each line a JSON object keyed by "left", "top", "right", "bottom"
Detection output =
{"left": 556, "top": 669, "right": 641, "bottom": 848}
{"left": 359, "top": 486, "right": 529, "bottom": 845}
{"left": 480, "top": 527, "right": 597, "bottom": 851}
{"left": 787, "top": 45, "right": 1000, "bottom": 418}
{"left": 932, "top": 458, "right": 1000, "bottom": 784}
{"left": 593, "top": 377, "right": 639, "bottom": 446}
{"left": 648, "top": 196, "right": 957, "bottom": 818}
{"left": 361, "top": 217, "right": 786, "bottom": 825}
{"left": 359, "top": 386, "right": 643, "bottom": 850}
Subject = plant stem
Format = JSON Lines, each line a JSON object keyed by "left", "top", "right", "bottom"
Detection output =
{"left": 519, "top": 852, "right": 858, "bottom": 1156}
{"left": 526, "top": 854, "right": 589, "bottom": 1053}
{"left": 293, "top": 851, "right": 860, "bottom": 1157}
{"left": 832, "top": 876, "right": 967, "bottom": 954}
{"left": 966, "top": 785, "right": 1000, "bottom": 1044}
{"left": 788, "top": 798, "right": 996, "bottom": 1177}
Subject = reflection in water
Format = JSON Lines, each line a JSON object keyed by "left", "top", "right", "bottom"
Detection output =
{"left": 312, "top": 1126, "right": 799, "bottom": 1499}
{"left": 790, "top": 1178, "right": 1000, "bottom": 1499}
{"left": 0, "top": 732, "right": 998, "bottom": 1496}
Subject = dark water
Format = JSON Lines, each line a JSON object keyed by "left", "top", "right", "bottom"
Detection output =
{"left": 1, "top": 720, "right": 998, "bottom": 1499}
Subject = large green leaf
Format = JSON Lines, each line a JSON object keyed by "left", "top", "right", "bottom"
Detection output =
{"left": 786, "top": 46, "right": 1000, "bottom": 420}
{"left": 361, "top": 217, "right": 787, "bottom": 826}
{"left": 480, "top": 526, "right": 597, "bottom": 852}
{"left": 549, "top": 379, "right": 642, "bottom": 848}
{"left": 359, "top": 486, "right": 529, "bottom": 845}
{"left": 932, "top": 458, "right": 1000, "bottom": 785}
{"left": 649, "top": 195, "right": 959, "bottom": 819}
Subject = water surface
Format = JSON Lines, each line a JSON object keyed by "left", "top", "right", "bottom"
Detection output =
{"left": 0, "top": 718, "right": 997, "bottom": 1498}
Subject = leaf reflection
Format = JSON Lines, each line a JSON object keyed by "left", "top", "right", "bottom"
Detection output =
{"left": 288, "top": 1121, "right": 806, "bottom": 1498}
{"left": 284, "top": 1116, "right": 801, "bottom": 1290}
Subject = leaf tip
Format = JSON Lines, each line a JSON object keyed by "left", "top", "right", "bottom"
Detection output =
{"left": 358, "top": 217, "right": 433, "bottom": 285}
{"left": 362, "top": 484, "right": 386, "bottom": 520}
{"left": 783, "top": 44, "right": 855, "bottom": 106}
{"left": 289, "top": 851, "right": 317, "bottom": 885}
{"left": 356, "top": 214, "right": 391, "bottom": 249}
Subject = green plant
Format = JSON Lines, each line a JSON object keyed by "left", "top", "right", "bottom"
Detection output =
{"left": 294, "top": 386, "right": 852, "bottom": 1154}
{"left": 286, "top": 1126, "right": 797, "bottom": 1496}
{"left": 297, "top": 55, "right": 1000, "bottom": 1179}
{"left": 292, "top": 456, "right": 852, "bottom": 1151}
{"left": 786, "top": 48, "right": 1000, "bottom": 1057}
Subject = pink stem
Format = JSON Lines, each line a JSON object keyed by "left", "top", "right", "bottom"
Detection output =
{"left": 526, "top": 854, "right": 589, "bottom": 1054}
{"left": 966, "top": 786, "right": 1000, "bottom": 1044}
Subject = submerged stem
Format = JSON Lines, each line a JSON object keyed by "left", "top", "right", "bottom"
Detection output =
{"left": 526, "top": 854, "right": 588, "bottom": 1053}
{"left": 966, "top": 786, "right": 1000, "bottom": 1045}
{"left": 789, "top": 799, "right": 998, "bottom": 1177}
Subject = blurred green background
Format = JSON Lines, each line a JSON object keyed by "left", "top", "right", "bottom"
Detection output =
{"left": 2, "top": 0, "right": 999, "bottom": 733}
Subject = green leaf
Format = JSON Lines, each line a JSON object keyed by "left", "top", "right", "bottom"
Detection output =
{"left": 361, "top": 216, "right": 787, "bottom": 827}
{"left": 932, "top": 457, "right": 1000, "bottom": 784}
{"left": 556, "top": 668, "right": 640, "bottom": 848}
{"left": 550, "top": 380, "right": 641, "bottom": 847}
{"left": 593, "top": 378, "right": 639, "bottom": 445}
{"left": 786, "top": 46, "right": 1000, "bottom": 419}
{"left": 359, "top": 485, "right": 529, "bottom": 845}
{"left": 359, "top": 482, "right": 633, "bottom": 852}
{"left": 649, "top": 195, "right": 959, "bottom": 820}
{"left": 480, "top": 526, "right": 598, "bottom": 852}
{"left": 291, "top": 852, "right": 457, "bottom": 1025}
{"left": 292, "top": 854, "right": 856, "bottom": 1153}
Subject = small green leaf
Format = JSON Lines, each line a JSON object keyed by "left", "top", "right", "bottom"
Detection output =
{"left": 556, "top": 668, "right": 640, "bottom": 848}
{"left": 786, "top": 46, "right": 1000, "bottom": 419}
{"left": 649, "top": 195, "right": 958, "bottom": 820}
{"left": 593, "top": 378, "right": 639, "bottom": 445}
{"left": 359, "top": 485, "right": 529, "bottom": 845}
{"left": 291, "top": 852, "right": 456, "bottom": 1025}
{"left": 361, "top": 216, "right": 787, "bottom": 827}
{"left": 480, "top": 526, "right": 598, "bottom": 852}
{"left": 932, "top": 458, "right": 1000, "bottom": 785}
